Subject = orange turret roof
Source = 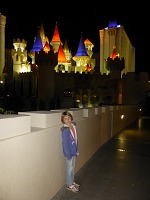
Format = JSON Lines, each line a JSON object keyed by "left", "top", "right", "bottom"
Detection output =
{"left": 58, "top": 43, "right": 67, "bottom": 63}
{"left": 51, "top": 22, "right": 61, "bottom": 43}
{"left": 84, "top": 38, "right": 93, "bottom": 45}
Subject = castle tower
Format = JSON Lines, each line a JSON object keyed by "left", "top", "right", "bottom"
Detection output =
{"left": 105, "top": 46, "right": 125, "bottom": 79}
{"left": 11, "top": 38, "right": 31, "bottom": 74}
{"left": 84, "top": 38, "right": 95, "bottom": 72}
{"left": 30, "top": 27, "right": 43, "bottom": 53}
{"left": 55, "top": 43, "right": 72, "bottom": 72}
{"left": 99, "top": 20, "right": 135, "bottom": 75}
{"left": 35, "top": 50, "right": 57, "bottom": 110}
{"left": 73, "top": 33, "right": 90, "bottom": 73}
{"left": 84, "top": 38, "right": 94, "bottom": 58}
{"left": 29, "top": 27, "right": 44, "bottom": 64}
{"left": 0, "top": 14, "right": 6, "bottom": 80}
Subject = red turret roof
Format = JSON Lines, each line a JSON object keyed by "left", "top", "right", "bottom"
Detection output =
{"left": 84, "top": 38, "right": 93, "bottom": 45}
{"left": 110, "top": 46, "right": 119, "bottom": 60}
{"left": 51, "top": 22, "right": 61, "bottom": 43}
{"left": 58, "top": 43, "right": 67, "bottom": 63}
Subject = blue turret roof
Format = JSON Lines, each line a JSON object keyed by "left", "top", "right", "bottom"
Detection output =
{"left": 30, "top": 27, "right": 43, "bottom": 52}
{"left": 74, "top": 33, "right": 88, "bottom": 56}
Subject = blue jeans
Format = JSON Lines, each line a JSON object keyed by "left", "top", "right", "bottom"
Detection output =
{"left": 65, "top": 156, "right": 76, "bottom": 186}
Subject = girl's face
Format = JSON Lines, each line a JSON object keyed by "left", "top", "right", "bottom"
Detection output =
{"left": 64, "top": 115, "right": 72, "bottom": 126}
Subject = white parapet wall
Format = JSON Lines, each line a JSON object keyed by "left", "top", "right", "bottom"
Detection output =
{"left": 0, "top": 105, "right": 143, "bottom": 200}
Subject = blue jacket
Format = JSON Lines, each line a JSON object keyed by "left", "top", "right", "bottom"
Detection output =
{"left": 61, "top": 123, "right": 78, "bottom": 159}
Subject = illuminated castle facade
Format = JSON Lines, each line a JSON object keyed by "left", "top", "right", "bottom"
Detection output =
{"left": 0, "top": 13, "right": 149, "bottom": 111}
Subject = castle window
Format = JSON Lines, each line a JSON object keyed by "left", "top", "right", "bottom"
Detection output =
{"left": 21, "top": 55, "right": 24, "bottom": 63}
{"left": 16, "top": 54, "right": 18, "bottom": 61}
{"left": 58, "top": 64, "right": 65, "bottom": 72}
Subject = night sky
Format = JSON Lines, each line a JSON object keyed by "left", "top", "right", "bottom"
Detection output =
{"left": 0, "top": 4, "right": 149, "bottom": 75}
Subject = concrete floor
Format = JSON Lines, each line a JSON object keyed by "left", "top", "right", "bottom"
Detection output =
{"left": 51, "top": 115, "right": 150, "bottom": 200}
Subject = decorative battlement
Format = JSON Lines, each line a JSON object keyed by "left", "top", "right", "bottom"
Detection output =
{"left": 13, "top": 38, "right": 27, "bottom": 44}
{"left": 11, "top": 38, "right": 30, "bottom": 73}
{"left": 13, "top": 38, "right": 27, "bottom": 51}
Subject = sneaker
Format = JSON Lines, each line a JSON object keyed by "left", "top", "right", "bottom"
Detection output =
{"left": 67, "top": 184, "right": 79, "bottom": 193}
{"left": 73, "top": 182, "right": 80, "bottom": 188}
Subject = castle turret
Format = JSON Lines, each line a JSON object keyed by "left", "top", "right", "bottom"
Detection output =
{"left": 105, "top": 46, "right": 125, "bottom": 79}
{"left": 28, "top": 27, "right": 43, "bottom": 64}
{"left": 84, "top": 38, "right": 94, "bottom": 58}
{"left": 30, "top": 28, "right": 43, "bottom": 53}
{"left": 55, "top": 43, "right": 72, "bottom": 72}
{"left": 11, "top": 38, "right": 31, "bottom": 74}
{"left": 63, "top": 39, "right": 72, "bottom": 62}
{"left": 73, "top": 33, "right": 90, "bottom": 73}
{"left": 50, "top": 22, "right": 62, "bottom": 53}
{"left": 29, "top": 24, "right": 50, "bottom": 64}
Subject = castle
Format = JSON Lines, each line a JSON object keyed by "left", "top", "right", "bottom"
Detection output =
{"left": 0, "top": 14, "right": 149, "bottom": 112}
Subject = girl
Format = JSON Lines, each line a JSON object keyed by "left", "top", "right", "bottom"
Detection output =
{"left": 61, "top": 111, "right": 80, "bottom": 193}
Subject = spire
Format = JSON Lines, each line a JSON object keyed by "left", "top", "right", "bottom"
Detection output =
{"left": 39, "top": 23, "right": 46, "bottom": 47}
{"left": 58, "top": 43, "right": 67, "bottom": 63}
{"left": 63, "top": 38, "right": 72, "bottom": 62}
{"left": 73, "top": 33, "right": 90, "bottom": 64}
{"left": 74, "top": 33, "right": 88, "bottom": 56}
{"left": 30, "top": 27, "right": 43, "bottom": 52}
{"left": 50, "top": 22, "right": 62, "bottom": 53}
{"left": 43, "top": 41, "right": 50, "bottom": 54}
{"left": 72, "top": 33, "right": 90, "bottom": 73}
{"left": 51, "top": 22, "right": 61, "bottom": 43}
{"left": 63, "top": 39, "right": 70, "bottom": 53}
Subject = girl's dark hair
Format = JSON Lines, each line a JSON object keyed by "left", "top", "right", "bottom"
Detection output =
{"left": 61, "top": 111, "right": 73, "bottom": 123}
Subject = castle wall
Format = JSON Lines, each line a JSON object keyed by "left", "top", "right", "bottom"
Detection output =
{"left": 6, "top": 69, "right": 149, "bottom": 111}
{"left": 122, "top": 72, "right": 149, "bottom": 104}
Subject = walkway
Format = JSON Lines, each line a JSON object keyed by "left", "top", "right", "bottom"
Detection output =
{"left": 51, "top": 115, "right": 150, "bottom": 200}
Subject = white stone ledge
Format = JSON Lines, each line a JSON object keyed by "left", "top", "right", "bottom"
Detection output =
{"left": 83, "top": 107, "right": 95, "bottom": 117}
{"left": 18, "top": 111, "right": 61, "bottom": 128}
{"left": 0, "top": 114, "right": 31, "bottom": 140}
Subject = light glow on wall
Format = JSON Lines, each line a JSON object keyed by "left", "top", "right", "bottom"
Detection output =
{"left": 121, "top": 114, "right": 124, "bottom": 119}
